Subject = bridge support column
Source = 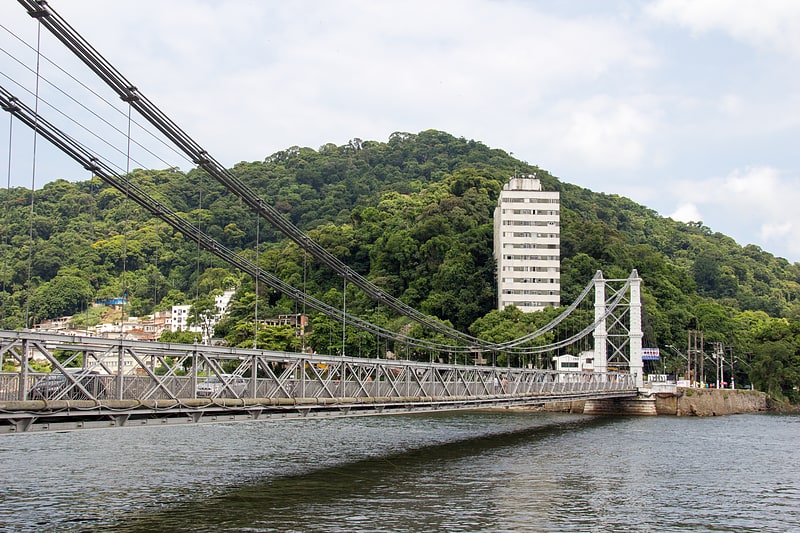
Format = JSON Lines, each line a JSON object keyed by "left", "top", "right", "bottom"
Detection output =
{"left": 116, "top": 344, "right": 124, "bottom": 400}
{"left": 18, "top": 339, "right": 29, "bottom": 401}
{"left": 192, "top": 350, "right": 198, "bottom": 398}
{"left": 250, "top": 355, "right": 257, "bottom": 398}
{"left": 593, "top": 271, "right": 607, "bottom": 377}
{"left": 629, "top": 270, "right": 644, "bottom": 388}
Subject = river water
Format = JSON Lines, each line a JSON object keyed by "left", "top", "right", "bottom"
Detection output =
{"left": 0, "top": 411, "right": 798, "bottom": 532}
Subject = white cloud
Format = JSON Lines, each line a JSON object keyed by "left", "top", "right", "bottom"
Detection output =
{"left": 760, "top": 221, "right": 792, "bottom": 241}
{"left": 647, "top": 0, "right": 800, "bottom": 57}
{"left": 669, "top": 202, "right": 703, "bottom": 223}
{"left": 543, "top": 95, "right": 659, "bottom": 170}
{"left": 670, "top": 166, "right": 800, "bottom": 259}
{"left": 717, "top": 93, "right": 744, "bottom": 117}
{"left": 29, "top": 0, "right": 657, "bottom": 169}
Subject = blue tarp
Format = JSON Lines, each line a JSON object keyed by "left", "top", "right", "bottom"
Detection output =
{"left": 95, "top": 297, "right": 127, "bottom": 305}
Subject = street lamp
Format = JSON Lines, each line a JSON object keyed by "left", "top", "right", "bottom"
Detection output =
{"left": 712, "top": 342, "right": 725, "bottom": 389}
{"left": 665, "top": 344, "right": 687, "bottom": 381}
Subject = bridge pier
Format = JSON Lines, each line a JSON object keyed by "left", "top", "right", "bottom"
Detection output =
{"left": 583, "top": 395, "right": 657, "bottom": 416}
{"left": 545, "top": 394, "right": 657, "bottom": 415}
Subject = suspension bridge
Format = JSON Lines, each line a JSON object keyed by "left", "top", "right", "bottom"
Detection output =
{"left": 0, "top": 267, "right": 645, "bottom": 434}
{"left": 0, "top": 1, "right": 646, "bottom": 434}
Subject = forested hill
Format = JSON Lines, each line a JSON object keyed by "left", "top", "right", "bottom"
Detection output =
{"left": 1, "top": 130, "right": 799, "bottom": 399}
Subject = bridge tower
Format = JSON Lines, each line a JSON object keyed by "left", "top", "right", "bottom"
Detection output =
{"left": 593, "top": 270, "right": 644, "bottom": 388}
{"left": 593, "top": 272, "right": 608, "bottom": 375}
{"left": 629, "top": 272, "right": 644, "bottom": 387}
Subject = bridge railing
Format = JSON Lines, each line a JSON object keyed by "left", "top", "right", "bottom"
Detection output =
{"left": 0, "top": 330, "right": 636, "bottom": 404}
{"left": 0, "top": 370, "right": 634, "bottom": 402}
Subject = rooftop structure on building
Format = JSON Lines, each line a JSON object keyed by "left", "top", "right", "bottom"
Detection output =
{"left": 259, "top": 314, "right": 308, "bottom": 329}
{"left": 493, "top": 174, "right": 560, "bottom": 312}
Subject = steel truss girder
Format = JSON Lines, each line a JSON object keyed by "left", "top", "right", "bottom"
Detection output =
{"left": 0, "top": 330, "right": 637, "bottom": 433}
{"left": 0, "top": 389, "right": 637, "bottom": 435}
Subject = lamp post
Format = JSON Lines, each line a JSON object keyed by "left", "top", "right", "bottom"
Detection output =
{"left": 712, "top": 342, "right": 723, "bottom": 389}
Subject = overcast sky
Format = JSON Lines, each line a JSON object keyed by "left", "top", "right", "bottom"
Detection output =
{"left": 2, "top": 0, "right": 799, "bottom": 263}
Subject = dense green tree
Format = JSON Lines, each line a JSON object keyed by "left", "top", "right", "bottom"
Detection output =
{"left": 750, "top": 338, "right": 799, "bottom": 402}
{"left": 28, "top": 272, "right": 93, "bottom": 320}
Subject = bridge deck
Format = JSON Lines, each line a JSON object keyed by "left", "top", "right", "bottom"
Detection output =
{"left": 0, "top": 390, "right": 637, "bottom": 434}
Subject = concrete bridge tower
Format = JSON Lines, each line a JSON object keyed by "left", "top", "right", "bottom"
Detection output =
{"left": 593, "top": 270, "right": 644, "bottom": 388}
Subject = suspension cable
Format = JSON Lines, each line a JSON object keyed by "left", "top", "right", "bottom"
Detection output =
{"left": 0, "top": 70, "right": 162, "bottom": 177}
{"left": 14, "top": 0, "right": 491, "bottom": 348}
{"left": 12, "top": 0, "right": 621, "bottom": 355}
{"left": 194, "top": 168, "right": 202, "bottom": 344}
{"left": 0, "top": 85, "right": 481, "bottom": 353}
{"left": 6, "top": 3, "right": 643, "bottom": 358}
{"left": 342, "top": 275, "right": 346, "bottom": 356}
{"left": 0, "top": 41, "right": 188, "bottom": 171}
{"left": 492, "top": 272, "right": 598, "bottom": 350}
{"left": 510, "top": 277, "right": 633, "bottom": 355}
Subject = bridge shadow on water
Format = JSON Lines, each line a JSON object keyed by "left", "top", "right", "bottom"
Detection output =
{"left": 103, "top": 412, "right": 627, "bottom": 533}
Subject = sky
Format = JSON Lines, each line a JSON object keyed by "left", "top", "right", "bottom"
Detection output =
{"left": 1, "top": 0, "right": 799, "bottom": 263}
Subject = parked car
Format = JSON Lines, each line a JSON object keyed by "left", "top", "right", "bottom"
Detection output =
{"left": 196, "top": 374, "right": 248, "bottom": 398}
{"left": 28, "top": 368, "right": 107, "bottom": 400}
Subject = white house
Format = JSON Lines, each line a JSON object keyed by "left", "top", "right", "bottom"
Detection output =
{"left": 552, "top": 350, "right": 595, "bottom": 372}
{"left": 170, "top": 288, "right": 237, "bottom": 343}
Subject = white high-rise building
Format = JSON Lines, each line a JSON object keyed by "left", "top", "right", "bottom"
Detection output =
{"left": 494, "top": 175, "right": 560, "bottom": 311}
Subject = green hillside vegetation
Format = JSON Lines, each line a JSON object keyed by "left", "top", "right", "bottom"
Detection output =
{"left": 1, "top": 130, "right": 799, "bottom": 402}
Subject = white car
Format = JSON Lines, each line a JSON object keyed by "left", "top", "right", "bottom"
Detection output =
{"left": 196, "top": 374, "right": 248, "bottom": 398}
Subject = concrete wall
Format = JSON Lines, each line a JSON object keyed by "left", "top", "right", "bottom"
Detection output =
{"left": 543, "top": 389, "right": 768, "bottom": 416}
{"left": 657, "top": 388, "right": 767, "bottom": 416}
{"left": 584, "top": 397, "right": 657, "bottom": 416}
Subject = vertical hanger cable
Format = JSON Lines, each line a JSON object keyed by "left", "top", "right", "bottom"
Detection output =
{"left": 119, "top": 101, "right": 132, "bottom": 339}
{"left": 253, "top": 215, "right": 259, "bottom": 349}
{"left": 24, "top": 20, "right": 43, "bottom": 329}
{"left": 1, "top": 112, "right": 13, "bottom": 325}
{"left": 194, "top": 174, "right": 202, "bottom": 343}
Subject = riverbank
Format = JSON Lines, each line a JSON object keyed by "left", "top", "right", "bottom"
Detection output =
{"left": 545, "top": 388, "right": 769, "bottom": 416}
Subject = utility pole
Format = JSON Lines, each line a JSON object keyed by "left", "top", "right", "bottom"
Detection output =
{"left": 688, "top": 329, "right": 704, "bottom": 387}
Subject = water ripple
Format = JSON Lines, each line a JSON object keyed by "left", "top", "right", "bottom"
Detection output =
{"left": 0, "top": 412, "right": 798, "bottom": 532}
